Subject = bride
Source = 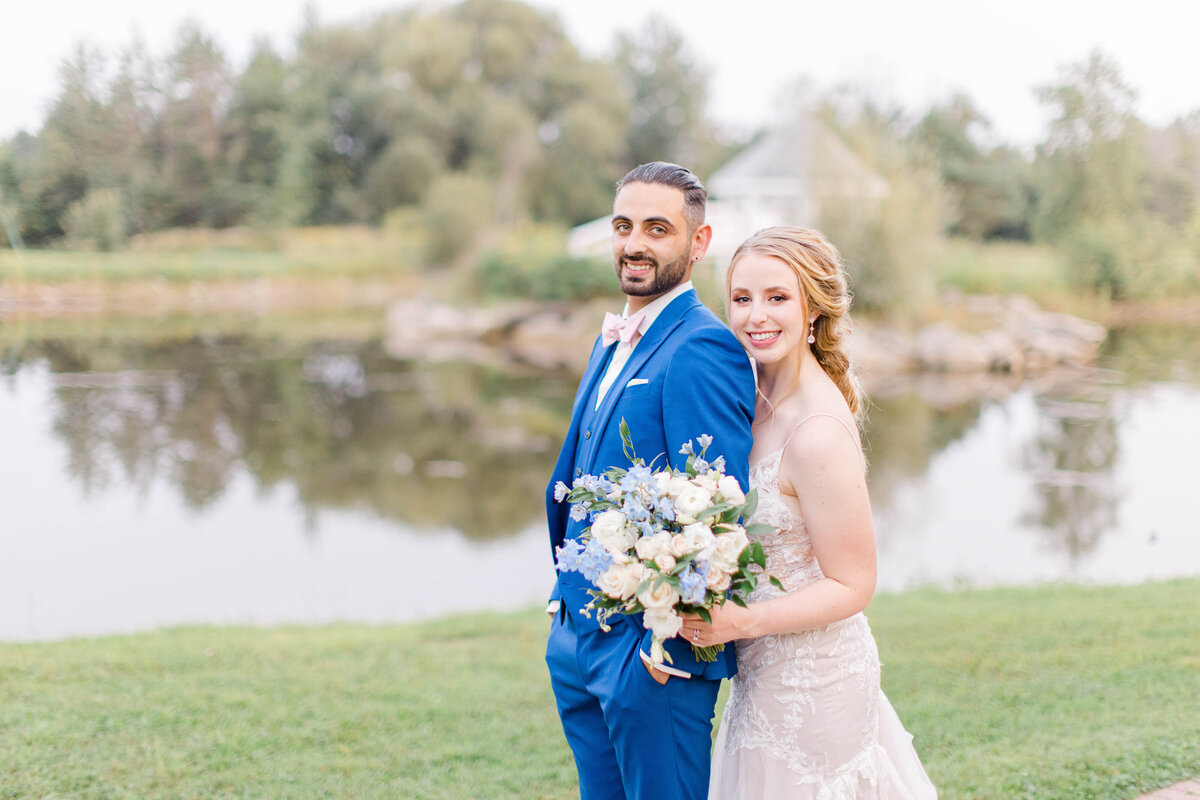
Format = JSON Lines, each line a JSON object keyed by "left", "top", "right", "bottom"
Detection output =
{"left": 681, "top": 227, "right": 937, "bottom": 799}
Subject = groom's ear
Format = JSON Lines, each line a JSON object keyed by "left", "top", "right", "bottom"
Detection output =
{"left": 689, "top": 223, "right": 713, "bottom": 262}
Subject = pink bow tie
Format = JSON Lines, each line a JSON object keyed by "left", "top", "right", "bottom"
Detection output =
{"left": 601, "top": 311, "right": 645, "bottom": 347}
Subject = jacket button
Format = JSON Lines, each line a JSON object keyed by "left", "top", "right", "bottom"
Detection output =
{"left": 583, "top": 430, "right": 591, "bottom": 439}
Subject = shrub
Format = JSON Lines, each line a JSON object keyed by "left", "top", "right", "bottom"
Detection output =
{"left": 63, "top": 188, "right": 127, "bottom": 251}
{"left": 1063, "top": 217, "right": 1200, "bottom": 300}
{"left": 474, "top": 223, "right": 613, "bottom": 301}
{"left": 422, "top": 172, "right": 494, "bottom": 267}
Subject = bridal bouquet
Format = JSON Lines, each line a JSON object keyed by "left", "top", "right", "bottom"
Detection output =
{"left": 554, "top": 420, "right": 780, "bottom": 667}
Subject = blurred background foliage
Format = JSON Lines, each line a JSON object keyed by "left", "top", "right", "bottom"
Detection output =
{"left": 1, "top": 0, "right": 1200, "bottom": 306}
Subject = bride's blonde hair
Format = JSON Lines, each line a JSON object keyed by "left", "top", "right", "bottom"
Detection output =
{"left": 726, "top": 226, "right": 864, "bottom": 423}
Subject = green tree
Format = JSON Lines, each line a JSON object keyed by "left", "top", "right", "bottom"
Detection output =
{"left": 1033, "top": 50, "right": 1198, "bottom": 298}
{"left": 223, "top": 41, "right": 290, "bottom": 225}
{"left": 152, "top": 23, "right": 236, "bottom": 228}
{"left": 817, "top": 94, "right": 948, "bottom": 314}
{"left": 614, "top": 19, "right": 712, "bottom": 170}
{"left": 910, "top": 94, "right": 1033, "bottom": 240}
{"left": 11, "top": 45, "right": 107, "bottom": 243}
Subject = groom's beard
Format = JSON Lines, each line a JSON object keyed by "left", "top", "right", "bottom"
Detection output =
{"left": 615, "top": 248, "right": 691, "bottom": 298}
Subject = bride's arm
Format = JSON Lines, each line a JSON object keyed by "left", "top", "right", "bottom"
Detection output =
{"left": 685, "top": 417, "right": 876, "bottom": 645}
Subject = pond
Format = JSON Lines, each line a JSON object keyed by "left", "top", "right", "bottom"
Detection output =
{"left": 2, "top": 317, "right": 1198, "bottom": 641}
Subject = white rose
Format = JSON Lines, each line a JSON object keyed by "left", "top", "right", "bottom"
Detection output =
{"left": 681, "top": 522, "right": 716, "bottom": 558}
{"left": 597, "top": 562, "right": 646, "bottom": 599}
{"left": 706, "top": 569, "right": 732, "bottom": 592}
{"left": 654, "top": 553, "right": 677, "bottom": 573}
{"left": 637, "top": 577, "right": 680, "bottom": 611}
{"left": 668, "top": 533, "right": 691, "bottom": 558}
{"left": 591, "top": 510, "right": 636, "bottom": 554}
{"left": 666, "top": 476, "right": 693, "bottom": 499}
{"left": 635, "top": 531, "right": 671, "bottom": 562}
{"left": 693, "top": 474, "right": 718, "bottom": 495}
{"left": 718, "top": 523, "right": 750, "bottom": 552}
{"left": 655, "top": 471, "right": 675, "bottom": 493}
{"left": 674, "top": 485, "right": 713, "bottom": 521}
{"left": 717, "top": 475, "right": 746, "bottom": 506}
{"left": 710, "top": 532, "right": 746, "bottom": 573}
{"left": 642, "top": 606, "right": 683, "bottom": 640}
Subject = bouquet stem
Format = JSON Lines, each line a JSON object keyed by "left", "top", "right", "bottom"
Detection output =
{"left": 691, "top": 643, "right": 725, "bottom": 663}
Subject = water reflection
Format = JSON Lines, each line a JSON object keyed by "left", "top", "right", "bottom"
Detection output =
{"left": 2, "top": 321, "right": 1198, "bottom": 640}
{"left": 6, "top": 327, "right": 1197, "bottom": 550}
{"left": 1021, "top": 372, "right": 1121, "bottom": 563}
{"left": 8, "top": 336, "right": 575, "bottom": 539}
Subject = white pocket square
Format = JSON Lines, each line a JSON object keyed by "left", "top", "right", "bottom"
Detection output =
{"left": 625, "top": 378, "right": 650, "bottom": 387}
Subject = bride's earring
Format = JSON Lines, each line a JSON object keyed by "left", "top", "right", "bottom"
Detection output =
{"left": 807, "top": 317, "right": 816, "bottom": 345}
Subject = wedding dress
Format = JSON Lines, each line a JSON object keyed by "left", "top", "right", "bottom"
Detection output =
{"left": 709, "top": 414, "right": 938, "bottom": 800}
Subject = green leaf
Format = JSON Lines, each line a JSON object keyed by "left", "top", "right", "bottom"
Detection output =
{"left": 769, "top": 576, "right": 785, "bottom": 589}
{"left": 744, "top": 523, "right": 776, "bottom": 538}
{"left": 698, "top": 502, "right": 737, "bottom": 521}
{"left": 740, "top": 488, "right": 759, "bottom": 518}
{"left": 619, "top": 418, "right": 638, "bottom": 463}
{"left": 697, "top": 607, "right": 712, "bottom": 624}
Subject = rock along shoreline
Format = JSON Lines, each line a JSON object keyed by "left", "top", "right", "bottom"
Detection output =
{"left": 385, "top": 292, "right": 1108, "bottom": 380}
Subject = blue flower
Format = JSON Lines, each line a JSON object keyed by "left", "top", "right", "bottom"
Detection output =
{"left": 579, "top": 538, "right": 615, "bottom": 583}
{"left": 569, "top": 503, "right": 588, "bottom": 522}
{"left": 679, "top": 566, "right": 707, "bottom": 605}
{"left": 710, "top": 456, "right": 726, "bottom": 473}
{"left": 554, "top": 481, "right": 571, "bottom": 502}
{"left": 625, "top": 464, "right": 653, "bottom": 487}
{"left": 653, "top": 495, "right": 676, "bottom": 521}
{"left": 693, "top": 458, "right": 709, "bottom": 473}
{"left": 555, "top": 539, "right": 585, "bottom": 573}
{"left": 697, "top": 434, "right": 713, "bottom": 451}
{"left": 679, "top": 440, "right": 694, "bottom": 456}
{"left": 622, "top": 497, "right": 650, "bottom": 523}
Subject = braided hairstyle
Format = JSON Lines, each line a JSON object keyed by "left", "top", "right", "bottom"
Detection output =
{"left": 726, "top": 226, "right": 864, "bottom": 422}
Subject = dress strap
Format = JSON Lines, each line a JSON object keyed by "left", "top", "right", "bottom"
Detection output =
{"left": 780, "top": 412, "right": 864, "bottom": 467}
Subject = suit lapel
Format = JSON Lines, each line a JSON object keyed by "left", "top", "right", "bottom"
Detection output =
{"left": 553, "top": 336, "right": 613, "bottom": 473}
{"left": 583, "top": 290, "right": 701, "bottom": 468}
{"left": 577, "top": 337, "right": 616, "bottom": 417}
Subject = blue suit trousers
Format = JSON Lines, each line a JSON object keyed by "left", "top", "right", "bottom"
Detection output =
{"left": 546, "top": 609, "right": 721, "bottom": 800}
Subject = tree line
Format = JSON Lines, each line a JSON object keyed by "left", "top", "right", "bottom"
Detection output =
{"left": 1, "top": 0, "right": 1199, "bottom": 300}
{"left": 0, "top": 0, "right": 724, "bottom": 264}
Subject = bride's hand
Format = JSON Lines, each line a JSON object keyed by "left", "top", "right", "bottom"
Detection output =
{"left": 681, "top": 603, "right": 754, "bottom": 648}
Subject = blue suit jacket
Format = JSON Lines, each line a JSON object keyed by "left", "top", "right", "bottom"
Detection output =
{"left": 545, "top": 289, "right": 756, "bottom": 679}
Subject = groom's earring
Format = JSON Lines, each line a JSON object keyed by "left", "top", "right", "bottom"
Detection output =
{"left": 807, "top": 317, "right": 816, "bottom": 345}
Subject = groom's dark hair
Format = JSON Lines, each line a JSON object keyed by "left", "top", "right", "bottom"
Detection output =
{"left": 616, "top": 161, "right": 708, "bottom": 233}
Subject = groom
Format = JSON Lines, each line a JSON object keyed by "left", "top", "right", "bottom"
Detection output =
{"left": 545, "top": 162, "right": 756, "bottom": 800}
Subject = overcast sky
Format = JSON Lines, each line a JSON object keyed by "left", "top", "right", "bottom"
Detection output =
{"left": 3, "top": 0, "right": 1199, "bottom": 147}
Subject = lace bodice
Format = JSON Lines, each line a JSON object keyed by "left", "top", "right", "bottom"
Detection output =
{"left": 745, "top": 445, "right": 827, "bottom": 602}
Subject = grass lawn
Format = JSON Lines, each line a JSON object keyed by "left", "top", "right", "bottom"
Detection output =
{"left": 2, "top": 579, "right": 1198, "bottom": 799}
